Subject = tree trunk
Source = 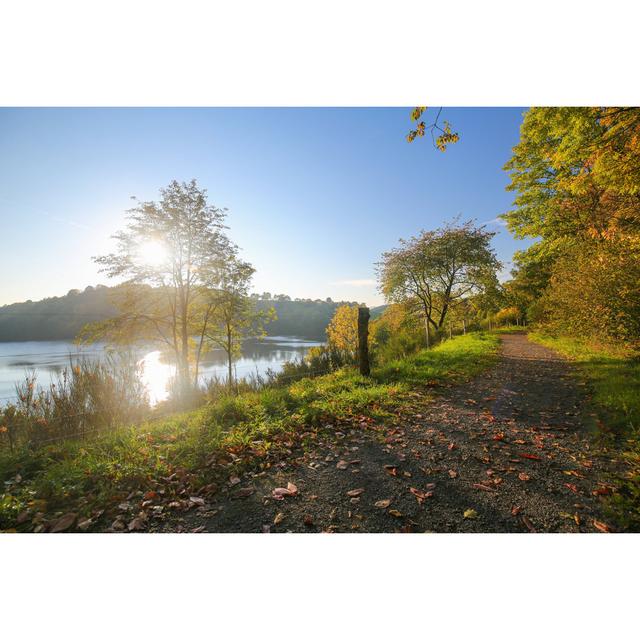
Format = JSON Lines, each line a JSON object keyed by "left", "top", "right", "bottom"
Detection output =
{"left": 424, "top": 316, "right": 430, "bottom": 349}
{"left": 227, "top": 325, "right": 234, "bottom": 390}
{"left": 357, "top": 306, "right": 370, "bottom": 376}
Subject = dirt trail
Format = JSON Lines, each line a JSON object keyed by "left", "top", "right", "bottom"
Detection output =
{"left": 161, "top": 333, "right": 614, "bottom": 533}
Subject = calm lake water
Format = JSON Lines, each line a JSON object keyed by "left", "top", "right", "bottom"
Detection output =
{"left": 0, "top": 336, "right": 323, "bottom": 406}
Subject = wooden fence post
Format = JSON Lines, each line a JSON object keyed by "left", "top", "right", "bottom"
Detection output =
{"left": 358, "top": 306, "right": 370, "bottom": 376}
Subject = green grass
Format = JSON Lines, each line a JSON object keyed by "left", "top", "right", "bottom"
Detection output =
{"left": 492, "top": 325, "right": 528, "bottom": 334}
{"left": 529, "top": 331, "right": 640, "bottom": 529}
{"left": 0, "top": 332, "right": 499, "bottom": 531}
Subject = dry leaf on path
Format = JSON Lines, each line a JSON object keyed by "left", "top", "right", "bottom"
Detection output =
{"left": 49, "top": 513, "right": 77, "bottom": 533}
{"left": 472, "top": 483, "right": 496, "bottom": 492}
{"left": 593, "top": 519, "right": 613, "bottom": 533}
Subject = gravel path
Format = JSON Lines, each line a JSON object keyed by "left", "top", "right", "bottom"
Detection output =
{"left": 163, "top": 333, "right": 615, "bottom": 533}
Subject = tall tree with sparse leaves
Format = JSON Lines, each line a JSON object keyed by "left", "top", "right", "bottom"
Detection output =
{"left": 84, "top": 179, "right": 237, "bottom": 400}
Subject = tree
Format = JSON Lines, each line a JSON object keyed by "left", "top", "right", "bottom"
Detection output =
{"left": 503, "top": 107, "right": 640, "bottom": 345}
{"left": 503, "top": 107, "right": 640, "bottom": 243}
{"left": 85, "top": 179, "right": 235, "bottom": 399}
{"left": 326, "top": 305, "right": 359, "bottom": 359}
{"left": 377, "top": 219, "right": 501, "bottom": 344}
{"left": 198, "top": 254, "right": 275, "bottom": 388}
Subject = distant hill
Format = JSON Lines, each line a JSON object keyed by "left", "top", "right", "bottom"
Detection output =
{"left": 0, "top": 287, "right": 367, "bottom": 342}
{"left": 0, "top": 286, "right": 119, "bottom": 342}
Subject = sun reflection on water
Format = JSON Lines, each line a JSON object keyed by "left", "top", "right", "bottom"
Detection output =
{"left": 139, "top": 350, "right": 174, "bottom": 405}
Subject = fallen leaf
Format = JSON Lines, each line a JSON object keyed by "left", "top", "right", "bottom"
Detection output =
{"left": 511, "top": 505, "right": 521, "bottom": 516}
{"left": 388, "top": 509, "right": 403, "bottom": 518}
{"left": 564, "top": 483, "right": 579, "bottom": 494}
{"left": 448, "top": 442, "right": 457, "bottom": 451}
{"left": 189, "top": 496, "right": 206, "bottom": 506}
{"left": 77, "top": 518, "right": 93, "bottom": 531}
{"left": 346, "top": 488, "right": 365, "bottom": 497}
{"left": 409, "top": 487, "right": 433, "bottom": 504}
{"left": 143, "top": 490, "right": 158, "bottom": 501}
{"left": 448, "top": 469, "right": 458, "bottom": 478}
{"left": 336, "top": 460, "right": 349, "bottom": 470}
{"left": 49, "top": 513, "right": 77, "bottom": 533}
{"left": 273, "top": 512, "right": 285, "bottom": 525}
{"left": 593, "top": 519, "right": 613, "bottom": 533}
{"left": 518, "top": 473, "right": 530, "bottom": 481}
{"left": 228, "top": 476, "right": 241, "bottom": 486}
{"left": 472, "top": 483, "right": 496, "bottom": 492}
{"left": 519, "top": 453, "right": 541, "bottom": 461}
{"left": 303, "top": 514, "right": 314, "bottom": 527}
{"left": 234, "top": 487, "right": 255, "bottom": 498}
{"left": 463, "top": 509, "right": 478, "bottom": 519}
{"left": 563, "top": 469, "right": 585, "bottom": 478}
{"left": 374, "top": 499, "right": 391, "bottom": 508}
{"left": 272, "top": 482, "right": 298, "bottom": 500}
{"left": 128, "top": 516, "right": 146, "bottom": 531}
{"left": 493, "top": 433, "right": 505, "bottom": 441}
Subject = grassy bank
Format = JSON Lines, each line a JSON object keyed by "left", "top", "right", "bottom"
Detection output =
{"left": 529, "top": 332, "right": 640, "bottom": 529}
{"left": 0, "top": 332, "right": 499, "bottom": 532}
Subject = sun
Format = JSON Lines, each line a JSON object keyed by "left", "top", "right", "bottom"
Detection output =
{"left": 138, "top": 240, "right": 167, "bottom": 266}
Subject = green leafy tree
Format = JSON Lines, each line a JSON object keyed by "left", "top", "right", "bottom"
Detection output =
{"left": 377, "top": 219, "right": 501, "bottom": 344}
{"left": 503, "top": 107, "right": 640, "bottom": 345}
{"left": 503, "top": 107, "right": 640, "bottom": 243}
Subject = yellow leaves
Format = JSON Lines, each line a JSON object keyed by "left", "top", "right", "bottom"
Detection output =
{"left": 410, "top": 106, "right": 426, "bottom": 122}
{"left": 326, "top": 305, "right": 359, "bottom": 354}
{"left": 463, "top": 509, "right": 478, "bottom": 519}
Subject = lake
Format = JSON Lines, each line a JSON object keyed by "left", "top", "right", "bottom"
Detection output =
{"left": 0, "top": 336, "right": 323, "bottom": 406}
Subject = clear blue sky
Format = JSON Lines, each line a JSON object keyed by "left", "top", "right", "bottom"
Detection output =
{"left": 0, "top": 107, "right": 530, "bottom": 307}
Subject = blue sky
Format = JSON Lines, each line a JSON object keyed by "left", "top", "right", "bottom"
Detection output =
{"left": 0, "top": 107, "right": 530, "bottom": 306}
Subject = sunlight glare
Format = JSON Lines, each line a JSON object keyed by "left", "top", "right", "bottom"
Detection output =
{"left": 138, "top": 240, "right": 167, "bottom": 267}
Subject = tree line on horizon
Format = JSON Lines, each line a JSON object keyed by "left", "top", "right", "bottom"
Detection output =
{"left": 0, "top": 284, "right": 369, "bottom": 343}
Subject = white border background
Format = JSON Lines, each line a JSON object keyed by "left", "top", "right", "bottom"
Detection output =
{"left": 1, "top": 1, "right": 639, "bottom": 637}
